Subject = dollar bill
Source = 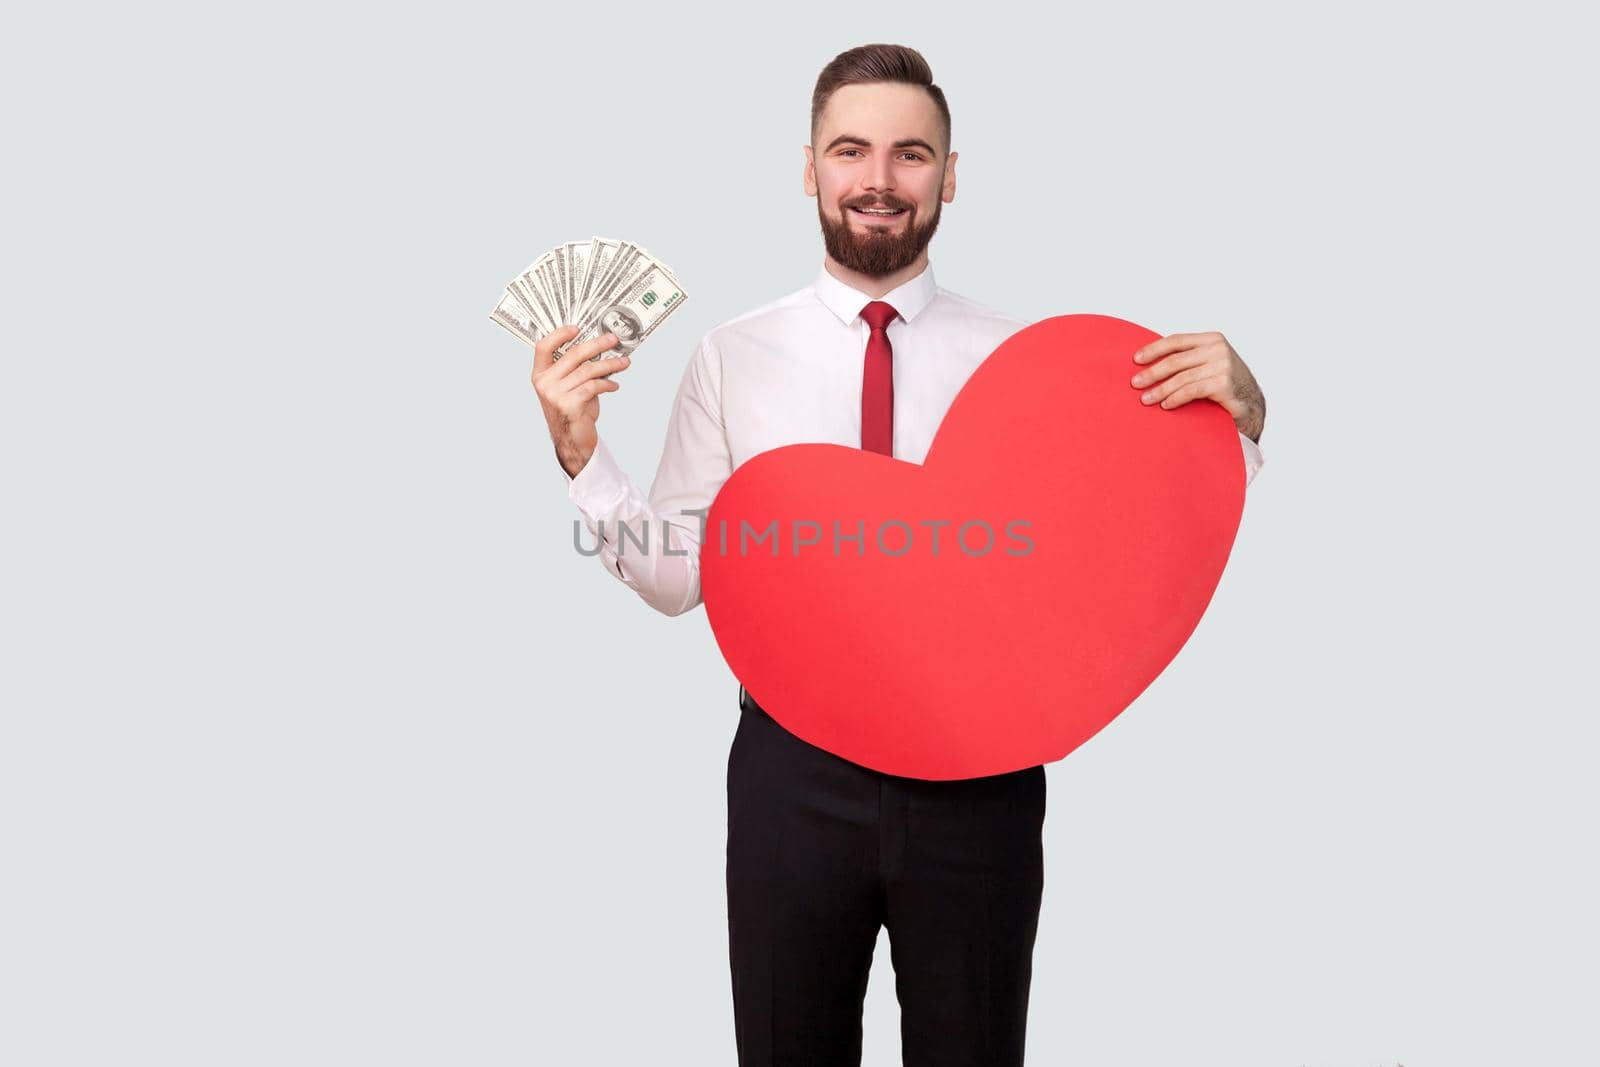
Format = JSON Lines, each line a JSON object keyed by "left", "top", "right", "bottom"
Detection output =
{"left": 556, "top": 261, "right": 687, "bottom": 360}
{"left": 490, "top": 289, "right": 540, "bottom": 344}
{"left": 488, "top": 236, "right": 688, "bottom": 364}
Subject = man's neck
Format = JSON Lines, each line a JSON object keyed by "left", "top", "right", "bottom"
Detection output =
{"left": 823, "top": 252, "right": 929, "bottom": 299}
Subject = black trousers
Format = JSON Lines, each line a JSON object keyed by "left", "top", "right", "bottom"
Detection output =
{"left": 726, "top": 685, "right": 1047, "bottom": 1066}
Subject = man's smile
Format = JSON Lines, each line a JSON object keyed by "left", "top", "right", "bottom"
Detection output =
{"left": 850, "top": 205, "right": 908, "bottom": 223}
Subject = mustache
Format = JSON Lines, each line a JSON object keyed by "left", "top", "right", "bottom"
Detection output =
{"left": 843, "top": 196, "right": 914, "bottom": 212}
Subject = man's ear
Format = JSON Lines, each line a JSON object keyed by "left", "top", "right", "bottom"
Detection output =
{"left": 802, "top": 145, "right": 817, "bottom": 197}
{"left": 942, "top": 149, "right": 958, "bottom": 203}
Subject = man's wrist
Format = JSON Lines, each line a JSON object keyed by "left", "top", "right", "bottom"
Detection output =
{"left": 557, "top": 443, "right": 594, "bottom": 481}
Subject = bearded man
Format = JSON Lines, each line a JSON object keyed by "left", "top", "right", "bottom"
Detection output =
{"left": 529, "top": 41, "right": 1267, "bottom": 1067}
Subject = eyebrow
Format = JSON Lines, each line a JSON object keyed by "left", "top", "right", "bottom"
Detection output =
{"left": 824, "top": 134, "right": 939, "bottom": 156}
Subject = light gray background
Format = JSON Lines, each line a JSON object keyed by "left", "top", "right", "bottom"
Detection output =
{"left": 4, "top": 2, "right": 1595, "bottom": 1064}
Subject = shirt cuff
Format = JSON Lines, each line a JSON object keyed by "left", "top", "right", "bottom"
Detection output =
{"left": 1239, "top": 431, "right": 1265, "bottom": 487}
{"left": 566, "top": 436, "right": 629, "bottom": 516}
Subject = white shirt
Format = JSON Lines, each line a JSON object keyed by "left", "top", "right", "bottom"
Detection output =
{"left": 563, "top": 260, "right": 1266, "bottom": 617}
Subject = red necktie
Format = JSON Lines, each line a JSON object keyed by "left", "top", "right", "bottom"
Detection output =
{"left": 860, "top": 300, "right": 899, "bottom": 456}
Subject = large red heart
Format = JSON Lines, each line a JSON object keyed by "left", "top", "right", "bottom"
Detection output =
{"left": 700, "top": 314, "right": 1245, "bottom": 780}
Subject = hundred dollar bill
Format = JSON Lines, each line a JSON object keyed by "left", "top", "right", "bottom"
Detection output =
{"left": 490, "top": 289, "right": 540, "bottom": 344}
{"left": 557, "top": 253, "right": 575, "bottom": 318}
{"left": 571, "top": 237, "right": 625, "bottom": 324}
{"left": 576, "top": 242, "right": 643, "bottom": 323}
{"left": 576, "top": 244, "right": 651, "bottom": 328}
{"left": 555, "top": 261, "right": 688, "bottom": 362}
{"left": 573, "top": 237, "right": 600, "bottom": 312}
{"left": 538, "top": 257, "right": 565, "bottom": 325}
{"left": 513, "top": 271, "right": 559, "bottom": 334}
{"left": 562, "top": 240, "right": 591, "bottom": 319}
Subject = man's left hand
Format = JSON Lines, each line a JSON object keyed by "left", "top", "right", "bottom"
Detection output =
{"left": 1130, "top": 331, "right": 1266, "bottom": 443}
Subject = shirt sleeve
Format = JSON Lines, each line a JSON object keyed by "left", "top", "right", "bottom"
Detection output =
{"left": 1240, "top": 431, "right": 1265, "bottom": 488}
{"left": 563, "top": 336, "right": 731, "bottom": 617}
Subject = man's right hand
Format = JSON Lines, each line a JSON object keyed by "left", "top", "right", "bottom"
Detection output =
{"left": 531, "top": 325, "right": 635, "bottom": 479}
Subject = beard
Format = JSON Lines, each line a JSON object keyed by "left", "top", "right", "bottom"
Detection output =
{"left": 817, "top": 188, "right": 943, "bottom": 278}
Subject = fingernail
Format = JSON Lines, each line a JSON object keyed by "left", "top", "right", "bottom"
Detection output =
{"left": 1131, "top": 374, "right": 1145, "bottom": 386}
{"left": 1141, "top": 391, "right": 1154, "bottom": 403}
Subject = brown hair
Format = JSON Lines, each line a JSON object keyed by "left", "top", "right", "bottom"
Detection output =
{"left": 811, "top": 44, "right": 951, "bottom": 155}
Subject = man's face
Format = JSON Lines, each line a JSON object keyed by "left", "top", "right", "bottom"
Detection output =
{"left": 804, "top": 82, "right": 957, "bottom": 278}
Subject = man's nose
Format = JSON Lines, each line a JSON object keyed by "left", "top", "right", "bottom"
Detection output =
{"left": 863, "top": 152, "right": 896, "bottom": 193}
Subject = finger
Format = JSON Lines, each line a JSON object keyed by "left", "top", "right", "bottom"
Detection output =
{"left": 1155, "top": 373, "right": 1227, "bottom": 409}
{"left": 559, "top": 377, "right": 622, "bottom": 407}
{"left": 1142, "top": 365, "right": 1216, "bottom": 405}
{"left": 555, "top": 353, "right": 633, "bottom": 395}
{"left": 1131, "top": 347, "right": 1210, "bottom": 388}
{"left": 533, "top": 325, "right": 581, "bottom": 375}
{"left": 590, "top": 352, "right": 635, "bottom": 379}
{"left": 576, "top": 378, "right": 621, "bottom": 402}
{"left": 1131, "top": 331, "right": 1217, "bottom": 365}
{"left": 553, "top": 332, "right": 623, "bottom": 376}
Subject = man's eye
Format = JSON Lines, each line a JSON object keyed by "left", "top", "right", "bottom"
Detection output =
{"left": 900, "top": 153, "right": 924, "bottom": 161}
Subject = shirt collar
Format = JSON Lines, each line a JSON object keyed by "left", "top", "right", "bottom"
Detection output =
{"left": 811, "top": 260, "right": 938, "bottom": 326}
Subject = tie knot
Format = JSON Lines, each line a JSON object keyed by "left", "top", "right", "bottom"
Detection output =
{"left": 860, "top": 300, "right": 899, "bottom": 332}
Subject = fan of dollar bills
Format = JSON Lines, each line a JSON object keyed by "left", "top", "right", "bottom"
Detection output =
{"left": 489, "top": 237, "right": 687, "bottom": 362}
